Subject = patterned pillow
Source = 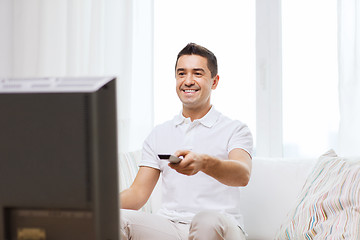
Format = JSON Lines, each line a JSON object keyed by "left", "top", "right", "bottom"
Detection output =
{"left": 275, "top": 149, "right": 360, "bottom": 239}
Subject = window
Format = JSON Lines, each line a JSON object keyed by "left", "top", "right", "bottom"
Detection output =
{"left": 282, "top": 0, "right": 339, "bottom": 157}
{"left": 153, "top": 0, "right": 339, "bottom": 158}
{"left": 154, "top": 0, "right": 256, "bottom": 141}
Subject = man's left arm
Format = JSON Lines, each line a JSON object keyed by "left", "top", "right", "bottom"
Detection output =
{"left": 170, "top": 148, "right": 252, "bottom": 187}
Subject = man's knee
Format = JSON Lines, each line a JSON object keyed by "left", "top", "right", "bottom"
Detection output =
{"left": 192, "top": 211, "right": 226, "bottom": 227}
{"left": 189, "top": 211, "right": 227, "bottom": 239}
{"left": 120, "top": 209, "right": 136, "bottom": 239}
{"left": 120, "top": 209, "right": 184, "bottom": 240}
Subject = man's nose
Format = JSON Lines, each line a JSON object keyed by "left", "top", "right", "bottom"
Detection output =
{"left": 184, "top": 74, "right": 195, "bottom": 86}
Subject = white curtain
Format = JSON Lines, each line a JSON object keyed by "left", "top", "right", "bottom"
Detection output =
{"left": 338, "top": 0, "right": 360, "bottom": 156}
{"left": 0, "top": 0, "right": 154, "bottom": 153}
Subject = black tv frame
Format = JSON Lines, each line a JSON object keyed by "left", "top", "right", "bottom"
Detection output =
{"left": 0, "top": 77, "right": 119, "bottom": 240}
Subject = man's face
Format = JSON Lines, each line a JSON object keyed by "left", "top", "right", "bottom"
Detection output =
{"left": 175, "top": 54, "right": 219, "bottom": 111}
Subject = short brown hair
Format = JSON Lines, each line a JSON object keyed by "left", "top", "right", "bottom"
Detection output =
{"left": 175, "top": 43, "right": 218, "bottom": 78}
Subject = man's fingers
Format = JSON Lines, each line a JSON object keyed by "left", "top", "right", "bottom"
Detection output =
{"left": 174, "top": 149, "right": 191, "bottom": 157}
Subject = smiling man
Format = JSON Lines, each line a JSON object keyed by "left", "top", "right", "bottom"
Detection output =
{"left": 175, "top": 53, "right": 218, "bottom": 119}
{"left": 120, "top": 43, "right": 253, "bottom": 240}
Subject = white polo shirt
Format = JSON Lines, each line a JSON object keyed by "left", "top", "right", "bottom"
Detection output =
{"left": 140, "top": 106, "right": 253, "bottom": 227}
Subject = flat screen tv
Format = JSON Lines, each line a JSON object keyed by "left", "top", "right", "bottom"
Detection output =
{"left": 0, "top": 76, "right": 119, "bottom": 240}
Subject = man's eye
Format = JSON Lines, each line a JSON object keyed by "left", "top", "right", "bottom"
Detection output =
{"left": 195, "top": 72, "right": 202, "bottom": 76}
{"left": 178, "top": 72, "right": 185, "bottom": 76}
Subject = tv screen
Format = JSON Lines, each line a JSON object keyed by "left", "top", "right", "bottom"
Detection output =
{"left": 0, "top": 77, "right": 119, "bottom": 240}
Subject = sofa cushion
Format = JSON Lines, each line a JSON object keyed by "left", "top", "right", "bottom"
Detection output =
{"left": 275, "top": 149, "right": 360, "bottom": 239}
{"left": 240, "top": 157, "right": 316, "bottom": 239}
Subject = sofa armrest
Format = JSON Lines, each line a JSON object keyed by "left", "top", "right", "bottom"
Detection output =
{"left": 119, "top": 150, "right": 161, "bottom": 213}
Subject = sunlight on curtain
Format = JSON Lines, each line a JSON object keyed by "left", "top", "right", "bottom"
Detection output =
{"left": 338, "top": 0, "right": 360, "bottom": 156}
{"left": 2, "top": 0, "right": 153, "bottom": 153}
{"left": 282, "top": 0, "right": 339, "bottom": 157}
{"left": 154, "top": 0, "right": 256, "bottom": 140}
{"left": 0, "top": 0, "right": 13, "bottom": 77}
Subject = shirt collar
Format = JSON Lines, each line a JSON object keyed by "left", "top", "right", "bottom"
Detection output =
{"left": 173, "top": 106, "right": 220, "bottom": 128}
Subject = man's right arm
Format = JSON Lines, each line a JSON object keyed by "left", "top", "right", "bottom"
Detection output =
{"left": 120, "top": 166, "right": 160, "bottom": 210}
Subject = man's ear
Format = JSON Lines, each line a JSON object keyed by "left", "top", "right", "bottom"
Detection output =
{"left": 211, "top": 75, "right": 219, "bottom": 90}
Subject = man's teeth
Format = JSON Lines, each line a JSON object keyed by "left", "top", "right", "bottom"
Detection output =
{"left": 184, "top": 90, "right": 196, "bottom": 92}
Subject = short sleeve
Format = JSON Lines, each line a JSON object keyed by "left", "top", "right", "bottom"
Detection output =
{"left": 228, "top": 122, "right": 253, "bottom": 157}
{"left": 139, "top": 129, "right": 161, "bottom": 170}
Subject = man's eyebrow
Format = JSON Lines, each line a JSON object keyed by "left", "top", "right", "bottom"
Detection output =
{"left": 176, "top": 68, "right": 205, "bottom": 73}
{"left": 193, "top": 68, "right": 205, "bottom": 72}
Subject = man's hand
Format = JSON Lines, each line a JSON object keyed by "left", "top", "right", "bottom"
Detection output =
{"left": 168, "top": 150, "right": 206, "bottom": 176}
{"left": 168, "top": 148, "right": 252, "bottom": 186}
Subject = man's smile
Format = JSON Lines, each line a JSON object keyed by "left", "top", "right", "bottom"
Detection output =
{"left": 183, "top": 89, "right": 199, "bottom": 93}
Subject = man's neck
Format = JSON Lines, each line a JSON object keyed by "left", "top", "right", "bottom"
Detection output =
{"left": 182, "top": 105, "right": 212, "bottom": 121}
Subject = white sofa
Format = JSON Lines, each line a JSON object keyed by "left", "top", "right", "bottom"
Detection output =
{"left": 121, "top": 149, "right": 360, "bottom": 239}
{"left": 119, "top": 151, "right": 318, "bottom": 239}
